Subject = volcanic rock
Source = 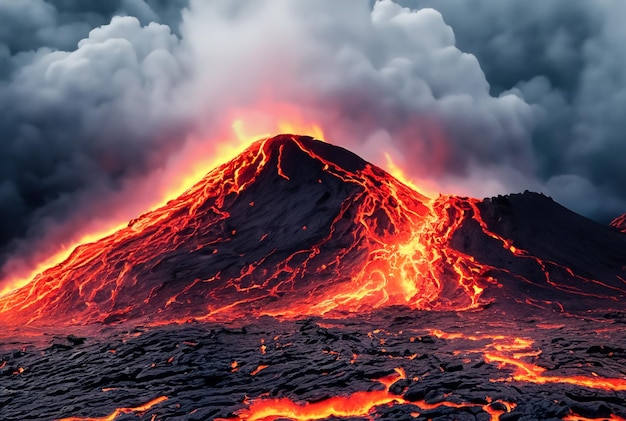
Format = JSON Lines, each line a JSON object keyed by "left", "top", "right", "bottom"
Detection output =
{"left": 4, "top": 310, "right": 623, "bottom": 420}
{"left": 1, "top": 135, "right": 626, "bottom": 327}
{"left": 1, "top": 134, "right": 626, "bottom": 421}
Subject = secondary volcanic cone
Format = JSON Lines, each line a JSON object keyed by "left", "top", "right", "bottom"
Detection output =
{"left": 0, "top": 135, "right": 625, "bottom": 326}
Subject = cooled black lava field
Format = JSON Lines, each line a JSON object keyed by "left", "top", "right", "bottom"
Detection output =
{"left": 2, "top": 309, "right": 626, "bottom": 421}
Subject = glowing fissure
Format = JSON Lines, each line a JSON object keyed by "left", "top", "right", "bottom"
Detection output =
{"left": 0, "top": 116, "right": 324, "bottom": 297}
{"left": 218, "top": 368, "right": 515, "bottom": 421}
{"left": 563, "top": 413, "right": 626, "bottom": 421}
{"left": 430, "top": 329, "right": 626, "bottom": 392}
{"left": 484, "top": 352, "right": 626, "bottom": 391}
{"left": 56, "top": 396, "right": 167, "bottom": 421}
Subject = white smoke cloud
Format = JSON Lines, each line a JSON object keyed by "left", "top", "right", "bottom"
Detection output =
{"left": 178, "top": 0, "right": 536, "bottom": 184}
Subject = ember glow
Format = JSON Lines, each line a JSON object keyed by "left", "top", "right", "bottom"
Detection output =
{"left": 430, "top": 328, "right": 626, "bottom": 392}
{"left": 0, "top": 115, "right": 324, "bottom": 298}
{"left": 384, "top": 152, "right": 438, "bottom": 198}
{"left": 0, "top": 134, "right": 507, "bottom": 325}
{"left": 2, "top": 2, "right": 626, "bottom": 420}
{"left": 1, "top": 133, "right": 625, "bottom": 421}
{"left": 219, "top": 369, "right": 407, "bottom": 421}
{"left": 1, "top": 133, "right": 624, "bottom": 326}
{"left": 219, "top": 368, "right": 516, "bottom": 421}
{"left": 564, "top": 413, "right": 626, "bottom": 421}
{"left": 55, "top": 396, "right": 167, "bottom": 421}
{"left": 484, "top": 353, "right": 626, "bottom": 391}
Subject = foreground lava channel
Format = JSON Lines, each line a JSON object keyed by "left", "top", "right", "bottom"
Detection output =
{"left": 217, "top": 367, "right": 518, "bottom": 421}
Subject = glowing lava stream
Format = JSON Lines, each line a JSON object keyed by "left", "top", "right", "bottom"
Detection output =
{"left": 563, "top": 413, "right": 626, "bottom": 421}
{"left": 1, "top": 132, "right": 622, "bottom": 326}
{"left": 217, "top": 368, "right": 515, "bottom": 421}
{"left": 0, "top": 133, "right": 493, "bottom": 325}
{"left": 55, "top": 396, "right": 167, "bottom": 421}
{"left": 484, "top": 353, "right": 626, "bottom": 391}
{"left": 429, "top": 329, "right": 626, "bottom": 392}
{"left": 0, "top": 116, "right": 324, "bottom": 297}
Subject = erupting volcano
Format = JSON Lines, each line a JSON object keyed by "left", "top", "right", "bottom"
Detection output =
{"left": 2, "top": 135, "right": 625, "bottom": 326}
{"left": 1, "top": 135, "right": 626, "bottom": 421}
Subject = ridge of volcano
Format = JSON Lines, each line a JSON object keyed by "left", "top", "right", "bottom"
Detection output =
{"left": 0, "top": 134, "right": 625, "bottom": 326}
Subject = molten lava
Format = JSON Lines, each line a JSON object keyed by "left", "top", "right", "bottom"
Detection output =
{"left": 218, "top": 368, "right": 516, "bottom": 421}
{"left": 430, "top": 329, "right": 626, "bottom": 392}
{"left": 0, "top": 135, "right": 481, "bottom": 325}
{"left": 55, "top": 396, "right": 167, "bottom": 421}
{"left": 0, "top": 134, "right": 625, "bottom": 326}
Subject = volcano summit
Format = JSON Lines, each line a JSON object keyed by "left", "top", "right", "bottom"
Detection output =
{"left": 1, "top": 135, "right": 625, "bottom": 326}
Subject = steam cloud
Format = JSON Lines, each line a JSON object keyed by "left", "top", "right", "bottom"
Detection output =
{"left": 1, "top": 0, "right": 625, "bottom": 288}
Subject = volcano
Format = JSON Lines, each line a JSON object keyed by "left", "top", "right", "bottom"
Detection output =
{"left": 1, "top": 134, "right": 624, "bottom": 326}
{"left": 2, "top": 135, "right": 626, "bottom": 421}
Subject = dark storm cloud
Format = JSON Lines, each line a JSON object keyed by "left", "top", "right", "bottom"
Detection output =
{"left": 1, "top": 0, "right": 625, "bottom": 290}
{"left": 403, "top": 0, "right": 626, "bottom": 221}
{"left": 0, "top": 0, "right": 190, "bottom": 278}
{"left": 0, "top": 0, "right": 186, "bottom": 57}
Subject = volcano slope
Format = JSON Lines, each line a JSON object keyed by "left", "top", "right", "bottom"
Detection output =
{"left": 1, "top": 135, "right": 626, "bottom": 421}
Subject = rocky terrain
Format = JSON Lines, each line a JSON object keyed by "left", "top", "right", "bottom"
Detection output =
{"left": 2, "top": 309, "right": 626, "bottom": 420}
{"left": 1, "top": 136, "right": 625, "bottom": 326}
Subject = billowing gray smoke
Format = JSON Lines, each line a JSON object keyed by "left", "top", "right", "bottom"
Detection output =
{"left": 0, "top": 0, "right": 624, "bottom": 290}
{"left": 408, "top": 0, "right": 626, "bottom": 220}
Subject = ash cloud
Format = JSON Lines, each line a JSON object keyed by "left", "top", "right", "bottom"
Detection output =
{"left": 0, "top": 0, "right": 190, "bottom": 281}
{"left": 0, "top": 0, "right": 624, "bottom": 289}
{"left": 405, "top": 0, "right": 626, "bottom": 221}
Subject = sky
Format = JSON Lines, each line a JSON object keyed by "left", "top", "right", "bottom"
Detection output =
{"left": 1, "top": 0, "right": 626, "bottom": 285}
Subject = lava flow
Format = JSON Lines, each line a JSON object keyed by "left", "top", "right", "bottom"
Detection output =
{"left": 430, "top": 329, "right": 626, "bottom": 392}
{"left": 611, "top": 213, "right": 626, "bottom": 233}
{"left": 55, "top": 396, "right": 168, "bottom": 421}
{"left": 1, "top": 134, "right": 625, "bottom": 327}
{"left": 219, "top": 367, "right": 516, "bottom": 421}
{"left": 217, "top": 368, "right": 408, "bottom": 421}
{"left": 0, "top": 134, "right": 484, "bottom": 325}
{"left": 2, "top": 133, "right": 626, "bottom": 421}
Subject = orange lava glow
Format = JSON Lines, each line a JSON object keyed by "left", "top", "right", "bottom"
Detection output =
{"left": 218, "top": 367, "right": 516, "bottom": 421}
{"left": 482, "top": 399, "right": 517, "bottom": 421}
{"left": 484, "top": 352, "right": 626, "bottom": 391}
{"left": 249, "top": 137, "right": 487, "bottom": 317}
{"left": 429, "top": 329, "right": 626, "bottom": 393}
{"left": 1, "top": 129, "right": 622, "bottom": 325}
{"left": 0, "top": 133, "right": 500, "bottom": 325}
{"left": 0, "top": 224, "right": 126, "bottom": 298}
{"left": 384, "top": 153, "right": 437, "bottom": 198}
{"left": 55, "top": 396, "right": 168, "bottom": 421}
{"left": 0, "top": 113, "right": 324, "bottom": 298}
{"left": 224, "top": 390, "right": 404, "bottom": 421}
{"left": 563, "top": 412, "right": 626, "bottom": 421}
{"left": 217, "top": 369, "right": 406, "bottom": 421}
{"left": 250, "top": 365, "right": 269, "bottom": 376}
